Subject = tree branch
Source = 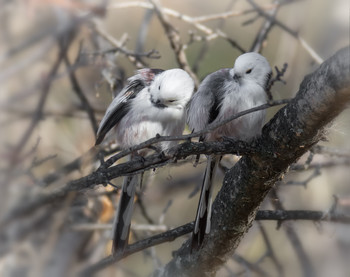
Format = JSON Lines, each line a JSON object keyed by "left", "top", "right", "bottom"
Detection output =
{"left": 158, "top": 47, "right": 350, "bottom": 276}
{"left": 63, "top": 48, "right": 99, "bottom": 134}
{"left": 249, "top": 0, "right": 280, "bottom": 53}
{"left": 247, "top": 0, "right": 323, "bottom": 63}
{"left": 0, "top": 99, "right": 288, "bottom": 228}
{"left": 99, "top": 99, "right": 289, "bottom": 169}
{"left": 270, "top": 189, "right": 315, "bottom": 277}
{"left": 149, "top": 0, "right": 199, "bottom": 86}
{"left": 80, "top": 209, "right": 350, "bottom": 275}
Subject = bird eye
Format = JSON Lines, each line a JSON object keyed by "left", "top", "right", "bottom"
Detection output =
{"left": 246, "top": 69, "right": 252, "bottom": 74}
{"left": 168, "top": 100, "right": 176, "bottom": 103}
{"left": 158, "top": 85, "right": 161, "bottom": 90}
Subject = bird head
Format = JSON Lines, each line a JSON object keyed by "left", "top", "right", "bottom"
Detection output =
{"left": 149, "top": 69, "right": 195, "bottom": 110}
{"left": 230, "top": 52, "right": 272, "bottom": 89}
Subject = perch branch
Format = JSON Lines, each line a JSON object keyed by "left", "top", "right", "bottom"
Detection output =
{"left": 158, "top": 47, "right": 350, "bottom": 277}
{"left": 81, "top": 209, "right": 350, "bottom": 275}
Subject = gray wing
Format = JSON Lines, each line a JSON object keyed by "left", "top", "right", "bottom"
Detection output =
{"left": 95, "top": 69, "right": 164, "bottom": 145}
{"left": 95, "top": 79, "right": 143, "bottom": 145}
{"left": 187, "top": 69, "right": 231, "bottom": 133}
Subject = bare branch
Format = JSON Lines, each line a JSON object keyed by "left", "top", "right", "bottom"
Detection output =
{"left": 257, "top": 223, "right": 284, "bottom": 277}
{"left": 0, "top": 138, "right": 255, "bottom": 229}
{"left": 158, "top": 47, "right": 350, "bottom": 277}
{"left": 80, "top": 208, "right": 350, "bottom": 275}
{"left": 63, "top": 47, "right": 99, "bottom": 134}
{"left": 1, "top": 35, "right": 75, "bottom": 195}
{"left": 233, "top": 254, "right": 269, "bottom": 277}
{"left": 88, "top": 47, "right": 161, "bottom": 59}
{"left": 284, "top": 167, "right": 321, "bottom": 186}
{"left": 99, "top": 99, "right": 290, "bottom": 169}
{"left": 92, "top": 20, "right": 147, "bottom": 68}
{"left": 249, "top": 1, "right": 280, "bottom": 53}
{"left": 2, "top": 3, "right": 348, "bottom": 276}
{"left": 247, "top": 0, "right": 324, "bottom": 63}
{"left": 149, "top": 0, "right": 199, "bottom": 86}
{"left": 270, "top": 189, "right": 315, "bottom": 277}
{"left": 71, "top": 223, "right": 168, "bottom": 232}
{"left": 109, "top": 1, "right": 247, "bottom": 54}
{"left": 0, "top": 97, "right": 290, "bottom": 228}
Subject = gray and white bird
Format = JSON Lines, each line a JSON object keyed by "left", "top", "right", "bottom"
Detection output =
{"left": 95, "top": 68, "right": 194, "bottom": 256}
{"left": 187, "top": 52, "right": 272, "bottom": 251}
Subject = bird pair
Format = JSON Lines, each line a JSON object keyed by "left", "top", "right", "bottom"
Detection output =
{"left": 95, "top": 52, "right": 272, "bottom": 256}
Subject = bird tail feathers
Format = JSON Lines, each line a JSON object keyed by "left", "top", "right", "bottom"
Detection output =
{"left": 191, "top": 155, "right": 219, "bottom": 252}
{"left": 112, "top": 174, "right": 139, "bottom": 257}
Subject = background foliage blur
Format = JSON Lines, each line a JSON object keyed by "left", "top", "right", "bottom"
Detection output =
{"left": 0, "top": 0, "right": 349, "bottom": 276}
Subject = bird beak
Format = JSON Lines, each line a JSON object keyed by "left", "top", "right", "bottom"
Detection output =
{"left": 152, "top": 99, "right": 167, "bottom": 108}
{"left": 230, "top": 69, "right": 241, "bottom": 82}
{"left": 233, "top": 74, "right": 241, "bottom": 82}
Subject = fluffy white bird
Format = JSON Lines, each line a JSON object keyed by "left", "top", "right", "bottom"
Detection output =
{"left": 96, "top": 68, "right": 194, "bottom": 256}
{"left": 187, "top": 52, "right": 272, "bottom": 251}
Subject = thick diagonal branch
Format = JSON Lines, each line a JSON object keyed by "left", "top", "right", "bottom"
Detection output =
{"left": 158, "top": 47, "right": 350, "bottom": 276}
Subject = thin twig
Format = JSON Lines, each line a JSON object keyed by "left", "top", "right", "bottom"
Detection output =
{"left": 88, "top": 47, "right": 161, "bottom": 59}
{"left": 136, "top": 191, "right": 155, "bottom": 224}
{"left": 233, "top": 254, "right": 269, "bottom": 277}
{"left": 312, "top": 145, "right": 350, "bottom": 158}
{"left": 270, "top": 189, "right": 316, "bottom": 277}
{"left": 284, "top": 167, "right": 321, "bottom": 187}
{"left": 99, "top": 99, "right": 290, "bottom": 169}
{"left": 258, "top": 222, "right": 284, "bottom": 277}
{"left": 109, "top": 2, "right": 275, "bottom": 23}
{"left": 71, "top": 223, "right": 167, "bottom": 232}
{"left": 149, "top": 0, "right": 199, "bottom": 86}
{"left": 39, "top": 147, "right": 99, "bottom": 187}
{"left": 63, "top": 45, "right": 99, "bottom": 134}
{"left": 249, "top": 1, "right": 280, "bottom": 53}
{"left": 10, "top": 38, "right": 73, "bottom": 164}
{"left": 0, "top": 138, "right": 255, "bottom": 228}
{"left": 291, "top": 159, "right": 350, "bottom": 171}
{"left": 92, "top": 20, "right": 147, "bottom": 68}
{"left": 80, "top": 208, "right": 350, "bottom": 274}
{"left": 109, "top": 1, "right": 249, "bottom": 60}
{"left": 267, "top": 63, "right": 288, "bottom": 92}
{"left": 246, "top": 0, "right": 323, "bottom": 63}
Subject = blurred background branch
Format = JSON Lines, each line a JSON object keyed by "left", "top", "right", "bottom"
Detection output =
{"left": 0, "top": 1, "right": 349, "bottom": 277}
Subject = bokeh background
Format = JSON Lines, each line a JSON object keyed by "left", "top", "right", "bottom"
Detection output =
{"left": 0, "top": 0, "right": 349, "bottom": 276}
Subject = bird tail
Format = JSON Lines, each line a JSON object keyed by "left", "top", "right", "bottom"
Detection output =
{"left": 191, "top": 155, "right": 219, "bottom": 252}
{"left": 112, "top": 174, "right": 139, "bottom": 257}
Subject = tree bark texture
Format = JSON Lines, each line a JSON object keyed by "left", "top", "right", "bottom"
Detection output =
{"left": 158, "top": 47, "right": 350, "bottom": 277}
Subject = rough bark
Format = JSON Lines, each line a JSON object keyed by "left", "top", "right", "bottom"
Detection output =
{"left": 157, "top": 47, "right": 350, "bottom": 277}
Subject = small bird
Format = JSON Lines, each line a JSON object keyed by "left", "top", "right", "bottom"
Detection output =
{"left": 96, "top": 68, "right": 194, "bottom": 256}
{"left": 187, "top": 52, "right": 272, "bottom": 251}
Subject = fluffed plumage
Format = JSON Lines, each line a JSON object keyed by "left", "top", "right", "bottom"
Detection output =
{"left": 96, "top": 68, "right": 194, "bottom": 256}
{"left": 187, "top": 52, "right": 272, "bottom": 251}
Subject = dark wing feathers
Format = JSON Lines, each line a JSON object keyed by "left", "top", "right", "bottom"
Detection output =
{"left": 207, "top": 93, "right": 222, "bottom": 124}
{"left": 95, "top": 102, "right": 130, "bottom": 145}
{"left": 206, "top": 69, "right": 231, "bottom": 124}
{"left": 187, "top": 68, "right": 230, "bottom": 130}
{"left": 95, "top": 69, "right": 164, "bottom": 145}
{"left": 95, "top": 79, "right": 142, "bottom": 145}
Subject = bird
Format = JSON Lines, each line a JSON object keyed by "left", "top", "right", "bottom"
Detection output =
{"left": 187, "top": 52, "right": 272, "bottom": 251}
{"left": 95, "top": 68, "right": 195, "bottom": 256}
